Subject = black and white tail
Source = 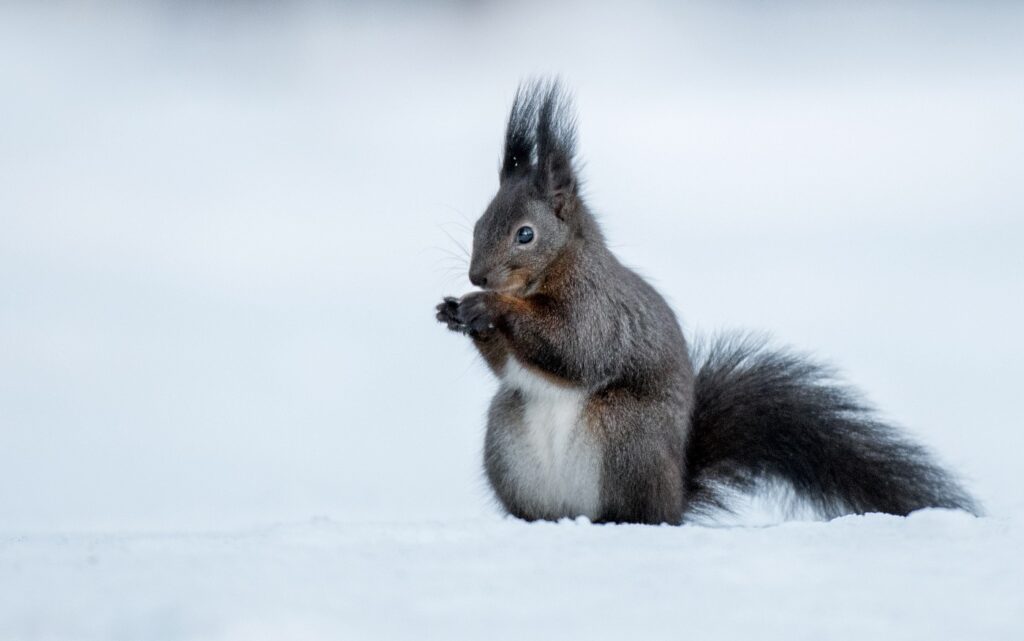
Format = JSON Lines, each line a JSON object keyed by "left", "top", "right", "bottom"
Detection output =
{"left": 683, "top": 334, "right": 978, "bottom": 519}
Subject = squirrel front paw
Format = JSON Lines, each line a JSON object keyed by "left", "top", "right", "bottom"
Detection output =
{"left": 435, "top": 293, "right": 499, "bottom": 337}
{"left": 435, "top": 296, "right": 466, "bottom": 333}
{"left": 456, "top": 292, "right": 498, "bottom": 336}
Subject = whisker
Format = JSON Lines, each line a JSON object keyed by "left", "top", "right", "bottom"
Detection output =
{"left": 437, "top": 203, "right": 475, "bottom": 228}
{"left": 428, "top": 245, "right": 470, "bottom": 265}
{"left": 438, "top": 226, "right": 471, "bottom": 259}
{"left": 439, "top": 218, "right": 471, "bottom": 232}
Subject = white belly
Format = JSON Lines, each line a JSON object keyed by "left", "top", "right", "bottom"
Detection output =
{"left": 500, "top": 358, "right": 602, "bottom": 520}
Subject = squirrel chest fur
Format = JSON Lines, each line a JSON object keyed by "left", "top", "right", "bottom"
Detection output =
{"left": 487, "top": 357, "right": 603, "bottom": 521}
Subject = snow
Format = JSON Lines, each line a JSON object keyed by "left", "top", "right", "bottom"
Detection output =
{"left": 3, "top": 511, "right": 1022, "bottom": 640}
{"left": 2, "top": 1, "right": 1023, "bottom": 639}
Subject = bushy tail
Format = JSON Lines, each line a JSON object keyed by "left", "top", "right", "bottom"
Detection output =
{"left": 683, "top": 334, "right": 978, "bottom": 519}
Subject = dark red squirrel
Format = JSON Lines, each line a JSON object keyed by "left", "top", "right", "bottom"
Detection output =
{"left": 436, "top": 80, "right": 977, "bottom": 525}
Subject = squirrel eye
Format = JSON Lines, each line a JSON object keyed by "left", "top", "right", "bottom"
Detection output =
{"left": 515, "top": 226, "right": 535, "bottom": 244}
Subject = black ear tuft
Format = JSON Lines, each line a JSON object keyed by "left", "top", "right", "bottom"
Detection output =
{"left": 500, "top": 83, "right": 541, "bottom": 182}
{"left": 500, "top": 80, "right": 580, "bottom": 218}
{"left": 533, "top": 80, "right": 579, "bottom": 219}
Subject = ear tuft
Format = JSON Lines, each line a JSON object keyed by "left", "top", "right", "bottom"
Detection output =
{"left": 532, "top": 80, "right": 579, "bottom": 219}
{"left": 500, "top": 80, "right": 580, "bottom": 220}
{"left": 500, "top": 83, "right": 541, "bottom": 182}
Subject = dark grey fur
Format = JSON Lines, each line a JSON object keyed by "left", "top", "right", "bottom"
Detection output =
{"left": 436, "top": 80, "right": 978, "bottom": 524}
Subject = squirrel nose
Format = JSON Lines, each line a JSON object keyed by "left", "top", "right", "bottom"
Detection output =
{"left": 469, "top": 269, "right": 488, "bottom": 288}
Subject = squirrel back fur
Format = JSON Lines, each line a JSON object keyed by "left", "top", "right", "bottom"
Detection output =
{"left": 436, "top": 80, "right": 978, "bottom": 524}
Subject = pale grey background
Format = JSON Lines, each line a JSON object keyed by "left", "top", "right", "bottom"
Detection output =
{"left": 2, "top": 0, "right": 1022, "bottom": 532}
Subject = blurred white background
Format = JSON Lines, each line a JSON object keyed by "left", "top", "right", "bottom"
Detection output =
{"left": 2, "top": 0, "right": 1022, "bottom": 532}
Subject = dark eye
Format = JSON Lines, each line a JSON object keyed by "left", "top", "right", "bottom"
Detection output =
{"left": 515, "top": 226, "right": 535, "bottom": 244}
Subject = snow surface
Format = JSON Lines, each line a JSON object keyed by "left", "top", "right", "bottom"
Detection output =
{"left": 2, "top": 1, "right": 1023, "bottom": 639}
{"left": 3, "top": 511, "right": 1022, "bottom": 640}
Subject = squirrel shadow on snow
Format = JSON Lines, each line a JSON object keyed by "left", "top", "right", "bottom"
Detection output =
{"left": 436, "top": 79, "right": 979, "bottom": 525}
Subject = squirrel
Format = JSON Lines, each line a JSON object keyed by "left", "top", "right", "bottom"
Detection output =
{"left": 436, "top": 80, "right": 978, "bottom": 525}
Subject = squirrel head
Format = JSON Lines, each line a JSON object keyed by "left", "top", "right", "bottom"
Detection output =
{"left": 468, "top": 80, "right": 583, "bottom": 296}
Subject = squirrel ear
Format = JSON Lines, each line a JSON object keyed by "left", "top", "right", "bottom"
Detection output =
{"left": 533, "top": 80, "right": 579, "bottom": 220}
{"left": 500, "top": 79, "right": 580, "bottom": 218}
{"left": 537, "top": 151, "right": 577, "bottom": 219}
